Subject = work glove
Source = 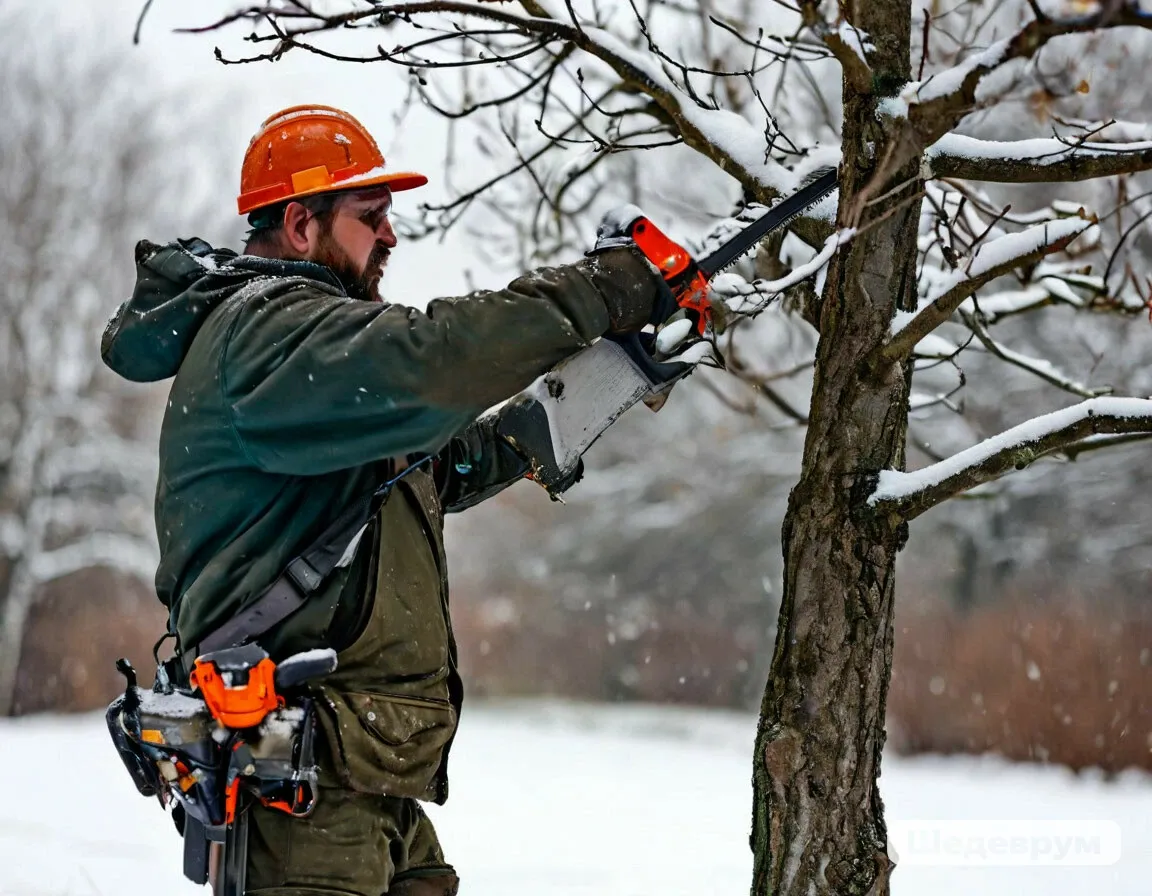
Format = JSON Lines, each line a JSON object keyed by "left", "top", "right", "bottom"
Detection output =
{"left": 586, "top": 204, "right": 679, "bottom": 331}
{"left": 590, "top": 204, "right": 717, "bottom": 369}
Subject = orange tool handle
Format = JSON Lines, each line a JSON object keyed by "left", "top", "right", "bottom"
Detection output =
{"left": 190, "top": 654, "right": 282, "bottom": 729}
{"left": 629, "top": 216, "right": 712, "bottom": 335}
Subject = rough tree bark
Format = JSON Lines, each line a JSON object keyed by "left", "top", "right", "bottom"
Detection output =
{"left": 751, "top": 3, "right": 915, "bottom": 894}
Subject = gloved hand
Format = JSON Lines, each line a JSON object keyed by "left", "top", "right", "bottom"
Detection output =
{"left": 586, "top": 204, "right": 679, "bottom": 330}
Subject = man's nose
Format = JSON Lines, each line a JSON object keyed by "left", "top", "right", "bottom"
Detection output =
{"left": 379, "top": 216, "right": 398, "bottom": 249}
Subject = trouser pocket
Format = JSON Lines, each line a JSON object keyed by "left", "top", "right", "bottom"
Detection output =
{"left": 314, "top": 687, "right": 457, "bottom": 800}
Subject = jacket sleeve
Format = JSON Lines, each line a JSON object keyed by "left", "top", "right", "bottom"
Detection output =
{"left": 222, "top": 254, "right": 649, "bottom": 476}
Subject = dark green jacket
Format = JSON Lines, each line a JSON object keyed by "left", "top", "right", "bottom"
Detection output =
{"left": 102, "top": 237, "right": 652, "bottom": 655}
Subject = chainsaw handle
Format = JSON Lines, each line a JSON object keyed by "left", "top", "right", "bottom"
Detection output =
{"left": 628, "top": 216, "right": 712, "bottom": 335}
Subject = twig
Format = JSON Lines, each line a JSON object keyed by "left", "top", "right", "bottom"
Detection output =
{"left": 133, "top": 0, "right": 156, "bottom": 44}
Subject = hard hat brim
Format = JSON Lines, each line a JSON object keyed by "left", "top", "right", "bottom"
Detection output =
{"left": 335, "top": 169, "right": 429, "bottom": 193}
{"left": 238, "top": 169, "right": 429, "bottom": 216}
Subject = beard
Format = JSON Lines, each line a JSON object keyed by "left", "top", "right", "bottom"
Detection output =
{"left": 313, "top": 230, "right": 390, "bottom": 303}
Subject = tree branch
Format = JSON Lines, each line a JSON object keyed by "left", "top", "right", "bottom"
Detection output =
{"left": 868, "top": 397, "right": 1152, "bottom": 521}
{"left": 960, "top": 308, "right": 1110, "bottom": 399}
{"left": 927, "top": 133, "right": 1152, "bottom": 183}
{"left": 869, "top": 2, "right": 1152, "bottom": 185}
{"left": 189, "top": 0, "right": 838, "bottom": 243}
{"left": 882, "top": 216, "right": 1093, "bottom": 363}
{"left": 716, "top": 229, "right": 854, "bottom": 317}
{"left": 1052, "top": 430, "right": 1152, "bottom": 461}
{"left": 817, "top": 21, "right": 873, "bottom": 95}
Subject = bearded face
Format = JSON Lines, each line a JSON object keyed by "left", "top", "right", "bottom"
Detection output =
{"left": 313, "top": 223, "right": 390, "bottom": 303}
{"left": 306, "top": 185, "right": 397, "bottom": 303}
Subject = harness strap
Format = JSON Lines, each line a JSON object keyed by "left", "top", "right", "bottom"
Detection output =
{"left": 178, "top": 456, "right": 432, "bottom": 674}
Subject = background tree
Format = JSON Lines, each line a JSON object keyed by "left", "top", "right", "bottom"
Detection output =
{"left": 0, "top": 5, "right": 231, "bottom": 715}
{"left": 183, "top": 1, "right": 1152, "bottom": 893}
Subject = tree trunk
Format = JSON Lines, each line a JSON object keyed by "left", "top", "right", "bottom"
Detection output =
{"left": 750, "top": 2, "right": 917, "bottom": 894}
{"left": 0, "top": 554, "right": 37, "bottom": 716}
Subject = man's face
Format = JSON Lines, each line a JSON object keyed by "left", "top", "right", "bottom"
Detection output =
{"left": 308, "top": 186, "right": 397, "bottom": 302}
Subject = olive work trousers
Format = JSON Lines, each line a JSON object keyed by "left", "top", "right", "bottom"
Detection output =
{"left": 245, "top": 785, "right": 458, "bottom": 895}
{"left": 243, "top": 474, "right": 461, "bottom": 894}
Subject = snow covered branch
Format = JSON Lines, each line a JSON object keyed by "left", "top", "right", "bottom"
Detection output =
{"left": 869, "top": 397, "right": 1152, "bottom": 521}
{"left": 818, "top": 21, "right": 874, "bottom": 94}
{"left": 714, "top": 230, "right": 854, "bottom": 317}
{"left": 882, "top": 217, "right": 1094, "bottom": 362}
{"left": 928, "top": 133, "right": 1152, "bottom": 183}
{"left": 882, "top": 2, "right": 1152, "bottom": 172}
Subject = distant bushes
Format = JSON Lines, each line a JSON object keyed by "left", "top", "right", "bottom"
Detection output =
{"left": 887, "top": 593, "right": 1152, "bottom": 773}
{"left": 450, "top": 585, "right": 1152, "bottom": 773}
{"left": 15, "top": 568, "right": 166, "bottom": 714}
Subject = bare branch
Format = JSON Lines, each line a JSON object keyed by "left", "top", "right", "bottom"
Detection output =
{"left": 869, "top": 397, "right": 1152, "bottom": 521}
{"left": 727, "top": 338, "right": 811, "bottom": 424}
{"left": 188, "top": 0, "right": 839, "bottom": 243}
{"left": 133, "top": 0, "right": 157, "bottom": 44}
{"left": 883, "top": 216, "right": 1093, "bottom": 362}
{"left": 960, "top": 309, "right": 1111, "bottom": 399}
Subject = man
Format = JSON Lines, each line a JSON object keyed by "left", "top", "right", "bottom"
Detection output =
{"left": 101, "top": 105, "right": 669, "bottom": 894}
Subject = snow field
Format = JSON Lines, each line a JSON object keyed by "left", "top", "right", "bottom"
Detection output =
{"left": 2, "top": 701, "right": 1150, "bottom": 895}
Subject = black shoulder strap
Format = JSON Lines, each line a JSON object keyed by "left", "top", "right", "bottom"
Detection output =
{"left": 182, "top": 456, "right": 433, "bottom": 671}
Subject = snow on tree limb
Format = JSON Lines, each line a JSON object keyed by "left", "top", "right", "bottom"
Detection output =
{"left": 190, "top": 0, "right": 840, "bottom": 243}
{"left": 880, "top": 2, "right": 1152, "bottom": 171}
{"left": 882, "top": 217, "right": 1094, "bottom": 362}
{"left": 869, "top": 397, "right": 1152, "bottom": 520}
{"left": 960, "top": 309, "right": 1110, "bottom": 399}
{"left": 714, "top": 230, "right": 855, "bottom": 316}
{"left": 576, "top": 23, "right": 799, "bottom": 194}
{"left": 207, "top": 0, "right": 801, "bottom": 197}
{"left": 927, "top": 133, "right": 1152, "bottom": 183}
{"left": 505, "top": 0, "right": 803, "bottom": 195}
{"left": 818, "top": 21, "right": 874, "bottom": 94}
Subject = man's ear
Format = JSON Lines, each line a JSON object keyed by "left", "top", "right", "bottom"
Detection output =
{"left": 282, "top": 201, "right": 314, "bottom": 256}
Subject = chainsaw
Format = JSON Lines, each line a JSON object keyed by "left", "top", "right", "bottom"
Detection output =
{"left": 498, "top": 167, "right": 839, "bottom": 496}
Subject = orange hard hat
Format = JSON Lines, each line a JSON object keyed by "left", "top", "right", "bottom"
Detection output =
{"left": 237, "top": 105, "right": 428, "bottom": 215}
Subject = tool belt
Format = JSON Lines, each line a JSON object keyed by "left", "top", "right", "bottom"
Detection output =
{"left": 107, "top": 457, "right": 433, "bottom": 893}
{"left": 107, "top": 645, "right": 337, "bottom": 893}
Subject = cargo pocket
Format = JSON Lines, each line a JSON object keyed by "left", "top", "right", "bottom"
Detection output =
{"left": 315, "top": 687, "right": 457, "bottom": 801}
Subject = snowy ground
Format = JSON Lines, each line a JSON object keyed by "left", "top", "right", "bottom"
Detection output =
{"left": 1, "top": 700, "right": 1149, "bottom": 895}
